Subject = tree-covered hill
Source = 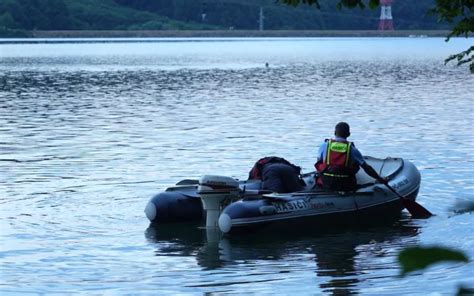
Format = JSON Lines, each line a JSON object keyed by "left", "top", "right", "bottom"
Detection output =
{"left": 0, "top": 0, "right": 450, "bottom": 37}
{"left": 0, "top": 0, "right": 218, "bottom": 36}
{"left": 115, "top": 0, "right": 449, "bottom": 30}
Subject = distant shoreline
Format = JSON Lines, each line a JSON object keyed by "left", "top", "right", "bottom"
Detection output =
{"left": 5, "top": 29, "right": 453, "bottom": 39}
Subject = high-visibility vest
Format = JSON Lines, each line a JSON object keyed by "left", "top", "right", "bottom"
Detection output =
{"left": 315, "top": 139, "right": 357, "bottom": 178}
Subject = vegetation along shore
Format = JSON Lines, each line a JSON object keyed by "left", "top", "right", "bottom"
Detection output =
{"left": 4, "top": 30, "right": 452, "bottom": 39}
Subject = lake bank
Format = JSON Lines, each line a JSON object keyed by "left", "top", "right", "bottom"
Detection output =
{"left": 6, "top": 29, "right": 452, "bottom": 39}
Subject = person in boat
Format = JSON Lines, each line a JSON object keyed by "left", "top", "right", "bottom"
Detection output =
{"left": 248, "top": 156, "right": 305, "bottom": 193}
{"left": 315, "top": 122, "right": 387, "bottom": 191}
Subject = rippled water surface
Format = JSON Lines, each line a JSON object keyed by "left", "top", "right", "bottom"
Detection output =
{"left": 1, "top": 38, "right": 473, "bottom": 295}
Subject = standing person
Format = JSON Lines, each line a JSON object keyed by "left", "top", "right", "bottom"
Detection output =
{"left": 314, "top": 122, "right": 387, "bottom": 191}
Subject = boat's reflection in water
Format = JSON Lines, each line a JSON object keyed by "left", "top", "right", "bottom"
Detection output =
{"left": 145, "top": 214, "right": 420, "bottom": 294}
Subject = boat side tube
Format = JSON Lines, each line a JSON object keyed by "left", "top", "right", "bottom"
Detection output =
{"left": 386, "top": 160, "right": 421, "bottom": 201}
{"left": 145, "top": 190, "right": 203, "bottom": 223}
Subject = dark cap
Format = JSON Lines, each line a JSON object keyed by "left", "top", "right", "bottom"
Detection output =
{"left": 335, "top": 122, "right": 350, "bottom": 138}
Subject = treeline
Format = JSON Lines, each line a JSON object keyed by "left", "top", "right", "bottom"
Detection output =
{"left": 0, "top": 0, "right": 71, "bottom": 30}
{"left": 0, "top": 0, "right": 450, "bottom": 37}
{"left": 0, "top": 0, "right": 216, "bottom": 36}
{"left": 114, "top": 0, "right": 449, "bottom": 30}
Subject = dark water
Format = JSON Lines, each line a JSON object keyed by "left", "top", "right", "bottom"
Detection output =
{"left": 1, "top": 38, "right": 473, "bottom": 294}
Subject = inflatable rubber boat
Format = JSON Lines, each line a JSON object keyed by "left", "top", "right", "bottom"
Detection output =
{"left": 145, "top": 157, "right": 421, "bottom": 234}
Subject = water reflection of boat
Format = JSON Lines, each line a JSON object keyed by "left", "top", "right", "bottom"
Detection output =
{"left": 145, "top": 219, "right": 419, "bottom": 294}
{"left": 145, "top": 222, "right": 226, "bottom": 270}
{"left": 144, "top": 157, "right": 421, "bottom": 234}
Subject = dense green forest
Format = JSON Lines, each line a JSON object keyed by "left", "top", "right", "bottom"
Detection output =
{"left": 0, "top": 0, "right": 450, "bottom": 36}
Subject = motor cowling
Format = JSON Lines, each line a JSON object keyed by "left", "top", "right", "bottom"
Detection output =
{"left": 197, "top": 175, "right": 240, "bottom": 195}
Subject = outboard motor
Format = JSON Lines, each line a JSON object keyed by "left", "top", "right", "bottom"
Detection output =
{"left": 197, "top": 175, "right": 240, "bottom": 228}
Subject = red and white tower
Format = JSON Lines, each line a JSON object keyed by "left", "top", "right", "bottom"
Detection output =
{"left": 378, "top": 0, "right": 394, "bottom": 30}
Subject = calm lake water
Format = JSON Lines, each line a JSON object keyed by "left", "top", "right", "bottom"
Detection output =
{"left": 1, "top": 37, "right": 473, "bottom": 295}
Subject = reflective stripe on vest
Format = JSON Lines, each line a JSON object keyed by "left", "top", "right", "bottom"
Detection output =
{"left": 323, "top": 172, "right": 350, "bottom": 178}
